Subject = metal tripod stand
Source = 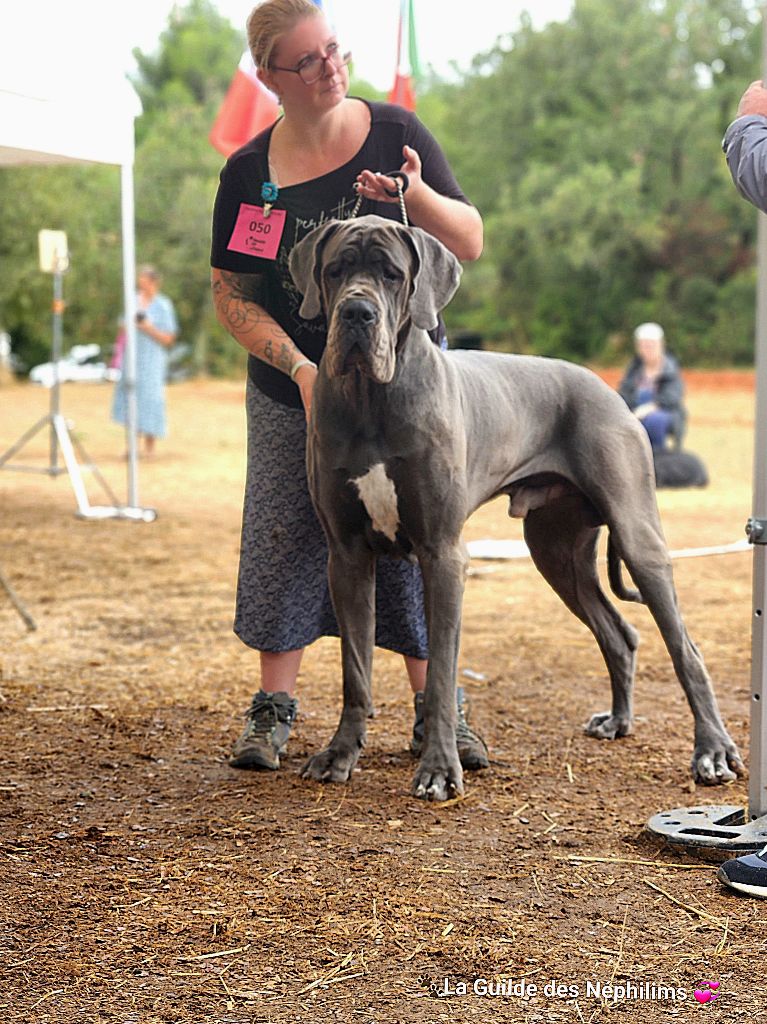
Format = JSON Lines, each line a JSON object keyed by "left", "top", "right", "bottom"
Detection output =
{"left": 0, "top": 563, "right": 36, "bottom": 631}
{"left": 0, "top": 254, "right": 151, "bottom": 521}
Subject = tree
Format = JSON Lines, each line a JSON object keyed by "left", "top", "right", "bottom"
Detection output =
{"left": 0, "top": 1, "right": 246, "bottom": 375}
{"left": 0, "top": 164, "right": 122, "bottom": 371}
{"left": 430, "top": 0, "right": 762, "bottom": 363}
{"left": 2, "top": 0, "right": 765, "bottom": 374}
{"left": 132, "top": 0, "right": 243, "bottom": 142}
{"left": 129, "top": 1, "right": 259, "bottom": 374}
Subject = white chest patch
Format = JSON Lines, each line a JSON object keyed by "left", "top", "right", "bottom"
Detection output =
{"left": 351, "top": 463, "right": 400, "bottom": 542}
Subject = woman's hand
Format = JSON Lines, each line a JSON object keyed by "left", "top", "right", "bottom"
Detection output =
{"left": 294, "top": 362, "right": 319, "bottom": 422}
{"left": 137, "top": 315, "right": 176, "bottom": 349}
{"left": 355, "top": 145, "right": 423, "bottom": 204}
{"left": 356, "top": 146, "right": 482, "bottom": 261}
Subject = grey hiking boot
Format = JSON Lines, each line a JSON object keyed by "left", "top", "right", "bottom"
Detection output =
{"left": 230, "top": 690, "right": 298, "bottom": 770}
{"left": 410, "top": 686, "right": 489, "bottom": 770}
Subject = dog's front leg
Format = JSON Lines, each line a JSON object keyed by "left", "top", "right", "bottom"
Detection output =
{"left": 412, "top": 546, "right": 468, "bottom": 801}
{"left": 301, "top": 542, "right": 375, "bottom": 784}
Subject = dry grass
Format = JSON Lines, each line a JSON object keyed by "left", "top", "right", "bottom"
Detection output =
{"left": 0, "top": 372, "right": 765, "bottom": 1023}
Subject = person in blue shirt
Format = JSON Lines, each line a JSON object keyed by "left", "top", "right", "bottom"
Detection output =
{"left": 111, "top": 265, "right": 178, "bottom": 458}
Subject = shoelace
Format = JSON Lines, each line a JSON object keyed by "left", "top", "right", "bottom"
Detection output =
{"left": 413, "top": 697, "right": 478, "bottom": 742}
{"left": 455, "top": 710, "right": 478, "bottom": 742}
{"left": 246, "top": 696, "right": 296, "bottom": 730}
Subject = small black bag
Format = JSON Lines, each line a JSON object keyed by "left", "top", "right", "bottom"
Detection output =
{"left": 653, "top": 449, "right": 709, "bottom": 489}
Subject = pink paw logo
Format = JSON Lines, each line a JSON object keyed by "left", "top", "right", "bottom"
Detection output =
{"left": 693, "top": 980, "right": 720, "bottom": 1004}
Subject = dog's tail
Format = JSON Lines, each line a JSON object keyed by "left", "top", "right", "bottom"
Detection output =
{"left": 607, "top": 536, "right": 644, "bottom": 604}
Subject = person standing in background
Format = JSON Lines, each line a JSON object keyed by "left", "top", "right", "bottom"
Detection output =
{"left": 111, "top": 265, "right": 178, "bottom": 459}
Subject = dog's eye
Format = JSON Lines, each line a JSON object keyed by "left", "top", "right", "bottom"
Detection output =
{"left": 325, "top": 265, "right": 343, "bottom": 280}
{"left": 383, "top": 266, "right": 402, "bottom": 282}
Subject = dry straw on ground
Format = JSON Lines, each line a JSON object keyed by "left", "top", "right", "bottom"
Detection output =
{"left": 0, "top": 372, "right": 765, "bottom": 1022}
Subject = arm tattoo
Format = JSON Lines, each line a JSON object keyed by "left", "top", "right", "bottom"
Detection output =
{"left": 212, "top": 269, "right": 300, "bottom": 373}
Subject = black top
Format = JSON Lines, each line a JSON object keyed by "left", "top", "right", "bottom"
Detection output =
{"left": 210, "top": 99, "right": 471, "bottom": 408}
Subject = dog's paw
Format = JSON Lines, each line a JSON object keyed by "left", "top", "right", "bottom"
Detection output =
{"left": 412, "top": 759, "right": 464, "bottom": 802}
{"left": 301, "top": 745, "right": 360, "bottom": 784}
{"left": 692, "top": 737, "right": 746, "bottom": 785}
{"left": 583, "top": 711, "right": 632, "bottom": 740}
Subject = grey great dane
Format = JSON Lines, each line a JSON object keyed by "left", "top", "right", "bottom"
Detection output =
{"left": 288, "top": 214, "right": 744, "bottom": 802}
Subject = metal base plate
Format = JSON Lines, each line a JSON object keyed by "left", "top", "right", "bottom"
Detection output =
{"left": 647, "top": 804, "right": 767, "bottom": 851}
{"left": 76, "top": 506, "right": 157, "bottom": 523}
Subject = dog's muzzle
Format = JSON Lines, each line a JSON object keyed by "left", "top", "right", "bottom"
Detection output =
{"left": 336, "top": 297, "right": 380, "bottom": 373}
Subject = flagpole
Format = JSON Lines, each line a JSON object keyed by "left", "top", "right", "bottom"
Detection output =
{"left": 388, "top": 0, "right": 418, "bottom": 111}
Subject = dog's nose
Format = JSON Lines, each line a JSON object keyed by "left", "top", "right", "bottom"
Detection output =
{"left": 341, "top": 298, "right": 378, "bottom": 326}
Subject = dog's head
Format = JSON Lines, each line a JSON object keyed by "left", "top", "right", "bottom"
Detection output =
{"left": 288, "top": 215, "right": 462, "bottom": 383}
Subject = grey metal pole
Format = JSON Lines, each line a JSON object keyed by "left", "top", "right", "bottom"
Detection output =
{"left": 747, "top": 3, "right": 767, "bottom": 819}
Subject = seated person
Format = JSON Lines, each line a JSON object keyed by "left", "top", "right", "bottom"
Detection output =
{"left": 618, "top": 322, "right": 685, "bottom": 451}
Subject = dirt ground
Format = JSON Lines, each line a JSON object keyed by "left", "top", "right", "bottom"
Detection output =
{"left": 0, "top": 371, "right": 765, "bottom": 1023}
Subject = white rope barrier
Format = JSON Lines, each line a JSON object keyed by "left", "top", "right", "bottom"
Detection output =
{"left": 466, "top": 537, "right": 751, "bottom": 563}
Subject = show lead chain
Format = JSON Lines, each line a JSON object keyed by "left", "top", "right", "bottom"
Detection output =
{"left": 350, "top": 171, "right": 409, "bottom": 226}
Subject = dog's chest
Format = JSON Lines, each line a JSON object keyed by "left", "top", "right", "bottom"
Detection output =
{"left": 350, "top": 463, "right": 400, "bottom": 542}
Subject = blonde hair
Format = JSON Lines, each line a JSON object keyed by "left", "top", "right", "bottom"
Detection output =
{"left": 137, "top": 264, "right": 161, "bottom": 284}
{"left": 247, "top": 0, "right": 323, "bottom": 72}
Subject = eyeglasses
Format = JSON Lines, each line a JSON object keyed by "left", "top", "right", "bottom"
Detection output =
{"left": 271, "top": 42, "right": 352, "bottom": 85}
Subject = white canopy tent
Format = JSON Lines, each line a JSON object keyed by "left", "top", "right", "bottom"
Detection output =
{"left": 0, "top": 73, "right": 154, "bottom": 521}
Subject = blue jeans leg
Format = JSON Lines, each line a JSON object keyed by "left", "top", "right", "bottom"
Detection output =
{"left": 642, "top": 410, "right": 673, "bottom": 450}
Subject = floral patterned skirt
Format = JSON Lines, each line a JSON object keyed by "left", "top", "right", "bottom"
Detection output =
{"left": 234, "top": 379, "right": 429, "bottom": 658}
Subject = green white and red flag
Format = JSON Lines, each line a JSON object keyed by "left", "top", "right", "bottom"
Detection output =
{"left": 388, "top": 0, "right": 421, "bottom": 111}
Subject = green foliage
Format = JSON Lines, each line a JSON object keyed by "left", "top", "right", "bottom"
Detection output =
{"left": 132, "top": 0, "right": 243, "bottom": 141}
{"left": 1, "top": 0, "right": 766, "bottom": 375}
{"left": 0, "top": 164, "right": 122, "bottom": 369}
{"left": 348, "top": 73, "right": 385, "bottom": 103}
{"left": 708, "top": 268, "right": 757, "bottom": 364}
{"left": 0, "top": 1, "right": 239, "bottom": 376}
{"left": 431, "top": 0, "right": 764, "bottom": 363}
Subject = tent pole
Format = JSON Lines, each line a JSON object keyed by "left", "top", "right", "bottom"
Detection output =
{"left": 120, "top": 158, "right": 139, "bottom": 508}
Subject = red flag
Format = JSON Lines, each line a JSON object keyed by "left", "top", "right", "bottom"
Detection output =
{"left": 388, "top": 0, "right": 420, "bottom": 111}
{"left": 209, "top": 51, "right": 281, "bottom": 157}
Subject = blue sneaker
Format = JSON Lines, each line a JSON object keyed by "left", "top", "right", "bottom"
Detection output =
{"left": 717, "top": 846, "right": 767, "bottom": 898}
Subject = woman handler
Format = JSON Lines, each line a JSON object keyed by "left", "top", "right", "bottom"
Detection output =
{"left": 211, "top": 0, "right": 484, "bottom": 772}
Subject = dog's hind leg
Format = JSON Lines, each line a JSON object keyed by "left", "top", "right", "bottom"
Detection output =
{"left": 301, "top": 541, "right": 376, "bottom": 784}
{"left": 523, "top": 496, "right": 639, "bottom": 741}
{"left": 609, "top": 521, "right": 744, "bottom": 784}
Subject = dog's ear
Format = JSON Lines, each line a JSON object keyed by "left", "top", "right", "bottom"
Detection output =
{"left": 289, "top": 220, "right": 343, "bottom": 320}
{"left": 403, "top": 226, "right": 463, "bottom": 331}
